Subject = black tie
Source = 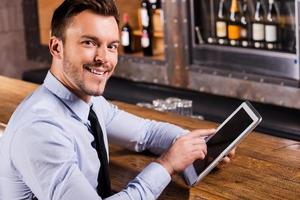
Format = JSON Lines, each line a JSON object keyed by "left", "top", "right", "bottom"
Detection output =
{"left": 88, "top": 107, "right": 111, "bottom": 198}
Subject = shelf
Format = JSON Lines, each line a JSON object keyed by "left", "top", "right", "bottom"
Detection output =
{"left": 193, "top": 44, "right": 297, "bottom": 58}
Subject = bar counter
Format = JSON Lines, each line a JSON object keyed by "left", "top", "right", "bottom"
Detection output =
{"left": 0, "top": 75, "right": 299, "bottom": 199}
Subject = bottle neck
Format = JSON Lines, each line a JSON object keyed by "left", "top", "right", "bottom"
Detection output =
{"left": 123, "top": 13, "right": 129, "bottom": 24}
{"left": 269, "top": 1, "right": 275, "bottom": 10}
{"left": 254, "top": 1, "right": 263, "bottom": 19}
{"left": 230, "top": 0, "right": 239, "bottom": 13}
{"left": 218, "top": 0, "right": 225, "bottom": 17}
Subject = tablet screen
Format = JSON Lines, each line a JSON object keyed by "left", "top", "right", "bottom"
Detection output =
{"left": 193, "top": 108, "right": 254, "bottom": 175}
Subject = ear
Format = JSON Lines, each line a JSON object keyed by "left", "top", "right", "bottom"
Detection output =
{"left": 49, "top": 36, "right": 63, "bottom": 59}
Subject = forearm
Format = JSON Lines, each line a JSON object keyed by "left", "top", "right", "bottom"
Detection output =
{"left": 106, "top": 109, "right": 187, "bottom": 154}
{"left": 144, "top": 120, "right": 187, "bottom": 155}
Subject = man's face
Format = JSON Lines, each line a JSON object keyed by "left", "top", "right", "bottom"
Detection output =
{"left": 59, "top": 11, "right": 119, "bottom": 102}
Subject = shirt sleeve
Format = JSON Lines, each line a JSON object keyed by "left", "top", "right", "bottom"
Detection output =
{"left": 107, "top": 162, "right": 171, "bottom": 200}
{"left": 10, "top": 121, "right": 101, "bottom": 200}
{"left": 11, "top": 121, "right": 171, "bottom": 200}
{"left": 99, "top": 98, "right": 187, "bottom": 155}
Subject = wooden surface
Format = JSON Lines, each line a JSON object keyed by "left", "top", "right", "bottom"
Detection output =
{"left": 0, "top": 75, "right": 299, "bottom": 199}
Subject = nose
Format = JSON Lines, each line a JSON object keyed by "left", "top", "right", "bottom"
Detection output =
{"left": 94, "top": 46, "right": 108, "bottom": 64}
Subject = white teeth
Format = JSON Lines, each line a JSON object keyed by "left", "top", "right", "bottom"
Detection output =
{"left": 90, "top": 68, "right": 105, "bottom": 75}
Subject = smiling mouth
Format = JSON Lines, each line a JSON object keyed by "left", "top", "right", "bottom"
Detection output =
{"left": 84, "top": 65, "right": 107, "bottom": 76}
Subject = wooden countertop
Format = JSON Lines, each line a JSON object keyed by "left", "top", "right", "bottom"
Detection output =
{"left": 0, "top": 75, "right": 299, "bottom": 199}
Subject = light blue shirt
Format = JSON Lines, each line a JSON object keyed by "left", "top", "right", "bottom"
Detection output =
{"left": 0, "top": 72, "right": 186, "bottom": 200}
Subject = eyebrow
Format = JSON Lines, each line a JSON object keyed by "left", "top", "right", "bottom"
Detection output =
{"left": 81, "top": 35, "right": 120, "bottom": 44}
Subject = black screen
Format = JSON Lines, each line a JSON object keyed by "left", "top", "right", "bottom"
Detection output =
{"left": 194, "top": 108, "right": 254, "bottom": 175}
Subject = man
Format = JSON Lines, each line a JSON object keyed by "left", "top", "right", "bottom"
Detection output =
{"left": 0, "top": 0, "right": 234, "bottom": 199}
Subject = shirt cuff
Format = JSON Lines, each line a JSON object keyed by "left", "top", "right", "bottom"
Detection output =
{"left": 137, "top": 162, "right": 171, "bottom": 198}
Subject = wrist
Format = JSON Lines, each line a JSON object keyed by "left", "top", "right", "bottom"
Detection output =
{"left": 156, "top": 156, "right": 175, "bottom": 176}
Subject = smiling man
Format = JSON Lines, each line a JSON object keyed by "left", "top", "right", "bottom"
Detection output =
{"left": 0, "top": 0, "right": 233, "bottom": 200}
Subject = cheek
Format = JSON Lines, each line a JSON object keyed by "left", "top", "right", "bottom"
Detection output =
{"left": 109, "top": 53, "right": 118, "bottom": 66}
{"left": 73, "top": 47, "right": 96, "bottom": 63}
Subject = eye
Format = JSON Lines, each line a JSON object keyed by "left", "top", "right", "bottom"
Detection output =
{"left": 82, "top": 40, "right": 97, "bottom": 47}
{"left": 108, "top": 43, "right": 119, "bottom": 51}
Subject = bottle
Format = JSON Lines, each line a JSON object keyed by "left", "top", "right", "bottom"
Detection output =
{"left": 141, "top": 0, "right": 151, "bottom": 28}
{"left": 240, "top": 0, "right": 251, "bottom": 47}
{"left": 216, "top": 0, "right": 228, "bottom": 45}
{"left": 121, "top": 13, "right": 133, "bottom": 53}
{"left": 149, "top": 0, "right": 163, "bottom": 33}
{"left": 149, "top": 0, "right": 161, "bottom": 10}
{"left": 228, "top": 0, "right": 242, "bottom": 46}
{"left": 265, "top": 0, "right": 278, "bottom": 50}
{"left": 140, "top": 0, "right": 153, "bottom": 56}
{"left": 280, "top": 2, "right": 295, "bottom": 53}
{"left": 141, "top": 26, "right": 153, "bottom": 56}
{"left": 252, "top": 0, "right": 265, "bottom": 48}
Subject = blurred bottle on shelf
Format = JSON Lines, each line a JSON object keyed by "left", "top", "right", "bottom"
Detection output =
{"left": 149, "top": 0, "right": 163, "bottom": 33}
{"left": 149, "top": 0, "right": 161, "bottom": 10}
{"left": 121, "top": 13, "right": 133, "bottom": 53}
{"left": 216, "top": 0, "right": 228, "bottom": 45}
{"left": 141, "top": 27, "right": 153, "bottom": 56}
{"left": 141, "top": 0, "right": 151, "bottom": 28}
{"left": 140, "top": 0, "right": 153, "bottom": 56}
{"left": 228, "top": 0, "right": 242, "bottom": 46}
{"left": 252, "top": 0, "right": 265, "bottom": 48}
{"left": 240, "top": 0, "right": 251, "bottom": 47}
{"left": 265, "top": 0, "right": 279, "bottom": 50}
{"left": 280, "top": 1, "right": 296, "bottom": 53}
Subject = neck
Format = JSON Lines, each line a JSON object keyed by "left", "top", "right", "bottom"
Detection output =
{"left": 50, "top": 63, "right": 91, "bottom": 103}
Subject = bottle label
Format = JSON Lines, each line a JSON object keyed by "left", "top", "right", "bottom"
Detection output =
{"left": 242, "top": 40, "right": 249, "bottom": 47}
{"left": 252, "top": 23, "right": 264, "bottom": 41}
{"left": 141, "top": 31, "right": 150, "bottom": 48}
{"left": 230, "top": 40, "right": 237, "bottom": 46}
{"left": 216, "top": 21, "right": 227, "bottom": 37}
{"left": 218, "top": 38, "right": 225, "bottom": 45}
{"left": 121, "top": 31, "right": 130, "bottom": 46}
{"left": 228, "top": 25, "right": 240, "bottom": 40}
{"left": 141, "top": 8, "right": 149, "bottom": 27}
{"left": 254, "top": 41, "right": 263, "bottom": 48}
{"left": 240, "top": 27, "right": 247, "bottom": 38}
{"left": 267, "top": 43, "right": 275, "bottom": 49}
{"left": 265, "top": 25, "right": 277, "bottom": 42}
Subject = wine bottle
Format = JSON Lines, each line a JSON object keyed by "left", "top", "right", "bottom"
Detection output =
{"left": 265, "top": 0, "right": 278, "bottom": 50}
{"left": 140, "top": 0, "right": 153, "bottom": 56}
{"left": 149, "top": 0, "right": 161, "bottom": 10}
{"left": 228, "top": 0, "right": 242, "bottom": 46}
{"left": 240, "top": 0, "right": 251, "bottom": 47}
{"left": 141, "top": 26, "right": 153, "bottom": 56}
{"left": 141, "top": 0, "right": 151, "bottom": 28}
{"left": 252, "top": 0, "right": 265, "bottom": 48}
{"left": 216, "top": 0, "right": 228, "bottom": 45}
{"left": 121, "top": 13, "right": 133, "bottom": 53}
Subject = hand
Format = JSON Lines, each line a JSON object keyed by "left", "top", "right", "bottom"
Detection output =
{"left": 218, "top": 148, "right": 236, "bottom": 167}
{"left": 156, "top": 129, "right": 215, "bottom": 175}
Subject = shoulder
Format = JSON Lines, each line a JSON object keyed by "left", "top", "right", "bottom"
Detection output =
{"left": 6, "top": 86, "right": 75, "bottom": 147}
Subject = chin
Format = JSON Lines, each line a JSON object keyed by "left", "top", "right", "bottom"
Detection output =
{"left": 90, "top": 88, "right": 104, "bottom": 97}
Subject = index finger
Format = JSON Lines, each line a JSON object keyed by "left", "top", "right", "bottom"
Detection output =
{"left": 190, "top": 129, "right": 216, "bottom": 138}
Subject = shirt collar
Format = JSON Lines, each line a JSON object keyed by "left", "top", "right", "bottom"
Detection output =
{"left": 43, "top": 71, "right": 94, "bottom": 123}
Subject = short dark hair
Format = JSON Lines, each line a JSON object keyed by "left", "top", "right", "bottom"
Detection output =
{"left": 51, "top": 0, "right": 119, "bottom": 41}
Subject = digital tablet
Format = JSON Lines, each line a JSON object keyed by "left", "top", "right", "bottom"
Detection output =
{"left": 183, "top": 101, "right": 262, "bottom": 186}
